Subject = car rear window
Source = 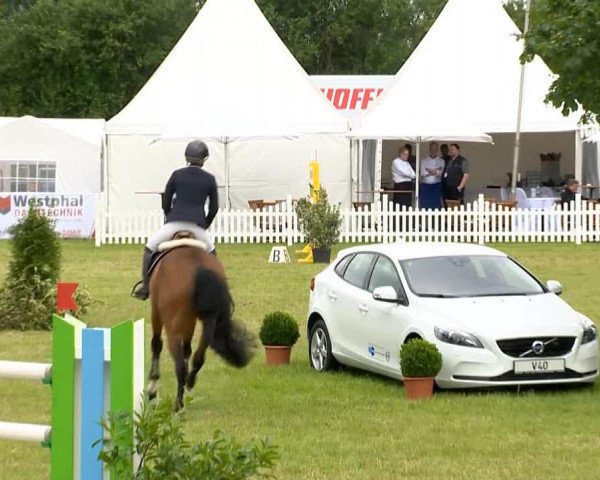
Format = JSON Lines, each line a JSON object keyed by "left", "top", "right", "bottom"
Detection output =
{"left": 334, "top": 254, "right": 354, "bottom": 276}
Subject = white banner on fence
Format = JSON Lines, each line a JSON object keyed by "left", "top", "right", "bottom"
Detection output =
{"left": 0, "top": 192, "right": 96, "bottom": 239}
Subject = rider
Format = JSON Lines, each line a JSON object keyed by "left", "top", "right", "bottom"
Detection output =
{"left": 132, "top": 140, "right": 218, "bottom": 300}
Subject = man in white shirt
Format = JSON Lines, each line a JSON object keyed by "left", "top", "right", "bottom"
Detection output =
{"left": 391, "top": 146, "right": 416, "bottom": 208}
{"left": 419, "top": 142, "right": 445, "bottom": 209}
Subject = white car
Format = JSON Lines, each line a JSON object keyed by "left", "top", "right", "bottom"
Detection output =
{"left": 307, "top": 242, "right": 599, "bottom": 388}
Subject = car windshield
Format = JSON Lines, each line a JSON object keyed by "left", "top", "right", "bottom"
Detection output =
{"left": 400, "top": 255, "right": 546, "bottom": 298}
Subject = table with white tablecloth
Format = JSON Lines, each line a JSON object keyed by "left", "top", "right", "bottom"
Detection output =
{"left": 514, "top": 197, "right": 561, "bottom": 232}
{"left": 528, "top": 197, "right": 558, "bottom": 210}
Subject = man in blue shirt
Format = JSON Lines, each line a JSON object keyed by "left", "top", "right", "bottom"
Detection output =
{"left": 132, "top": 140, "right": 218, "bottom": 300}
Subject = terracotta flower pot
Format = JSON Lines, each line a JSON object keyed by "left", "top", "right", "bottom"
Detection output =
{"left": 403, "top": 377, "right": 435, "bottom": 400}
{"left": 264, "top": 345, "right": 292, "bottom": 365}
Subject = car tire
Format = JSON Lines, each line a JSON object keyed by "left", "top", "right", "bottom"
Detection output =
{"left": 309, "top": 320, "right": 337, "bottom": 372}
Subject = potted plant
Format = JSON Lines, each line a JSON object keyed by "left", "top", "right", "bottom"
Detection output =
{"left": 295, "top": 187, "right": 342, "bottom": 263}
{"left": 399, "top": 339, "right": 443, "bottom": 400}
{"left": 259, "top": 311, "right": 300, "bottom": 365}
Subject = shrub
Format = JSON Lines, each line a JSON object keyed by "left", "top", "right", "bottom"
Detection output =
{"left": 0, "top": 206, "right": 92, "bottom": 330}
{"left": 399, "top": 339, "right": 443, "bottom": 378}
{"left": 295, "top": 187, "right": 342, "bottom": 250}
{"left": 8, "top": 206, "right": 61, "bottom": 288}
{"left": 259, "top": 311, "right": 300, "bottom": 347}
{"left": 97, "top": 395, "right": 279, "bottom": 480}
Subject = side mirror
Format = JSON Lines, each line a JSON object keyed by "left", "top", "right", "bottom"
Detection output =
{"left": 373, "top": 286, "right": 404, "bottom": 304}
{"left": 546, "top": 280, "right": 562, "bottom": 295}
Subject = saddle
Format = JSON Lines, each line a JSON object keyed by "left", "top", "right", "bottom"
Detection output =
{"left": 149, "top": 231, "right": 209, "bottom": 277}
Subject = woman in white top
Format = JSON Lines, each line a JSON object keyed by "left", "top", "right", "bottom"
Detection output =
{"left": 419, "top": 142, "right": 445, "bottom": 210}
{"left": 391, "top": 146, "right": 416, "bottom": 208}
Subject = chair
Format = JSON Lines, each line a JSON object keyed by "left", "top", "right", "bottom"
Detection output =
{"left": 514, "top": 188, "right": 531, "bottom": 209}
{"left": 495, "top": 200, "right": 517, "bottom": 209}
{"left": 247, "top": 199, "right": 264, "bottom": 211}
{"left": 526, "top": 171, "right": 542, "bottom": 187}
{"left": 489, "top": 200, "right": 517, "bottom": 233}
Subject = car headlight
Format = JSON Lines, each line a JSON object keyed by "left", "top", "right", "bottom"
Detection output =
{"left": 434, "top": 326, "right": 484, "bottom": 348}
{"left": 582, "top": 324, "right": 598, "bottom": 345}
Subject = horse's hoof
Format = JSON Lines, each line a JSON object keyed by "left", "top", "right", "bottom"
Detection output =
{"left": 185, "top": 374, "right": 197, "bottom": 391}
{"left": 147, "top": 380, "right": 158, "bottom": 400}
{"left": 173, "top": 398, "right": 184, "bottom": 412}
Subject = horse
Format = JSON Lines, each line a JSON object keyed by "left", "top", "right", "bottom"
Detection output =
{"left": 145, "top": 235, "right": 255, "bottom": 411}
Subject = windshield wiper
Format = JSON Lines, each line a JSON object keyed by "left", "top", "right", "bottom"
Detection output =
{"left": 467, "top": 292, "right": 542, "bottom": 298}
{"left": 418, "top": 293, "right": 459, "bottom": 298}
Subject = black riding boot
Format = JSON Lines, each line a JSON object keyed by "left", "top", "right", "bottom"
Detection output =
{"left": 132, "top": 247, "right": 153, "bottom": 300}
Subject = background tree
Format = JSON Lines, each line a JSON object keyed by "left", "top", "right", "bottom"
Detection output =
{"left": 0, "top": 0, "right": 198, "bottom": 118}
{"left": 0, "top": 0, "right": 559, "bottom": 121}
{"left": 521, "top": 0, "right": 599, "bottom": 123}
{"left": 0, "top": 0, "right": 448, "bottom": 118}
{"left": 0, "top": 0, "right": 36, "bottom": 17}
{"left": 258, "top": 0, "right": 447, "bottom": 75}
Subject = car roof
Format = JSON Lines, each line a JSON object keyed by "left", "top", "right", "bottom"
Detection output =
{"left": 334, "top": 242, "right": 507, "bottom": 262}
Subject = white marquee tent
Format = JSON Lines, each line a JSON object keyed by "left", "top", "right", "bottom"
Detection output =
{"left": 0, "top": 115, "right": 104, "bottom": 193}
{"left": 350, "top": 0, "right": 585, "bottom": 200}
{"left": 106, "top": 0, "right": 349, "bottom": 211}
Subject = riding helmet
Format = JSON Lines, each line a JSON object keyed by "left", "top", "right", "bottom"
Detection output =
{"left": 185, "top": 140, "right": 209, "bottom": 163}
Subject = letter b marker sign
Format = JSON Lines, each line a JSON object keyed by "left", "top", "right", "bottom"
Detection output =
{"left": 268, "top": 246, "right": 291, "bottom": 264}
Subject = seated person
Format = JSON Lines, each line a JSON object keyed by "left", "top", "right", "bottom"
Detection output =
{"left": 560, "top": 179, "right": 587, "bottom": 206}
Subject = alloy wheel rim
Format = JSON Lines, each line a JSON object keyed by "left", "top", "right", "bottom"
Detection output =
{"left": 310, "top": 328, "right": 328, "bottom": 370}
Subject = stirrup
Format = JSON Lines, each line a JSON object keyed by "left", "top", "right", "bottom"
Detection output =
{"left": 131, "top": 280, "right": 149, "bottom": 300}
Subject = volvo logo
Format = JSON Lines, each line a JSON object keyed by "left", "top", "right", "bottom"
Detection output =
{"left": 519, "top": 338, "right": 558, "bottom": 358}
{"left": 531, "top": 340, "right": 545, "bottom": 355}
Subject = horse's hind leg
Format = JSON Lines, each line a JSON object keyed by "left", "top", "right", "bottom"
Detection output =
{"left": 167, "top": 334, "right": 188, "bottom": 412}
{"left": 186, "top": 332, "right": 209, "bottom": 391}
{"left": 147, "top": 304, "right": 163, "bottom": 401}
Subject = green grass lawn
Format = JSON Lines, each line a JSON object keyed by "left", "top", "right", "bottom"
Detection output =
{"left": 0, "top": 241, "right": 599, "bottom": 479}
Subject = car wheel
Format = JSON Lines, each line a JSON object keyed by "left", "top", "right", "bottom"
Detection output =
{"left": 309, "top": 320, "right": 337, "bottom": 371}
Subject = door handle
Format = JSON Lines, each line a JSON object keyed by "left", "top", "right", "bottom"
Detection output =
{"left": 358, "top": 304, "right": 369, "bottom": 313}
{"left": 328, "top": 291, "right": 338, "bottom": 301}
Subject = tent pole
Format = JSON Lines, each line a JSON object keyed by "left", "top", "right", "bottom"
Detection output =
{"left": 348, "top": 138, "right": 353, "bottom": 208}
{"left": 575, "top": 129, "right": 583, "bottom": 185}
{"left": 374, "top": 140, "right": 383, "bottom": 204}
{"left": 415, "top": 138, "right": 421, "bottom": 208}
{"left": 356, "top": 139, "right": 361, "bottom": 202}
{"left": 224, "top": 138, "right": 230, "bottom": 210}
{"left": 510, "top": 0, "right": 531, "bottom": 200}
{"left": 102, "top": 132, "right": 109, "bottom": 211}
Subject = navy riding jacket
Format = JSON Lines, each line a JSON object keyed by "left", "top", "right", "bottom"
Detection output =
{"left": 162, "top": 165, "right": 219, "bottom": 229}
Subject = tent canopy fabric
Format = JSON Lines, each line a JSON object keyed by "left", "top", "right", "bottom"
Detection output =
{"left": 0, "top": 115, "right": 104, "bottom": 193}
{"left": 351, "top": 0, "right": 581, "bottom": 140}
{"left": 106, "top": 0, "right": 348, "bottom": 140}
{"left": 0, "top": 116, "right": 105, "bottom": 148}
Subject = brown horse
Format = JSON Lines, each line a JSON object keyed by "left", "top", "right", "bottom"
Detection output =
{"left": 146, "top": 243, "right": 254, "bottom": 410}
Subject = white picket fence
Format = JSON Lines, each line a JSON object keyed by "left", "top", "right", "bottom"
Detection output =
{"left": 95, "top": 194, "right": 600, "bottom": 246}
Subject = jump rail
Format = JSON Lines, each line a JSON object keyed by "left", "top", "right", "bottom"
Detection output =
{"left": 0, "top": 314, "right": 145, "bottom": 480}
{"left": 0, "top": 360, "right": 53, "bottom": 445}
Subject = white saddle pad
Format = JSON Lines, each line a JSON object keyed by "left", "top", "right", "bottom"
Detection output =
{"left": 157, "top": 238, "right": 208, "bottom": 252}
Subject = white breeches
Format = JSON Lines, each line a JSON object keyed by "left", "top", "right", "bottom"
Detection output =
{"left": 146, "top": 221, "right": 215, "bottom": 252}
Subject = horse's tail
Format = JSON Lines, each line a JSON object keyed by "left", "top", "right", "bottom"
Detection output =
{"left": 193, "top": 267, "right": 254, "bottom": 368}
